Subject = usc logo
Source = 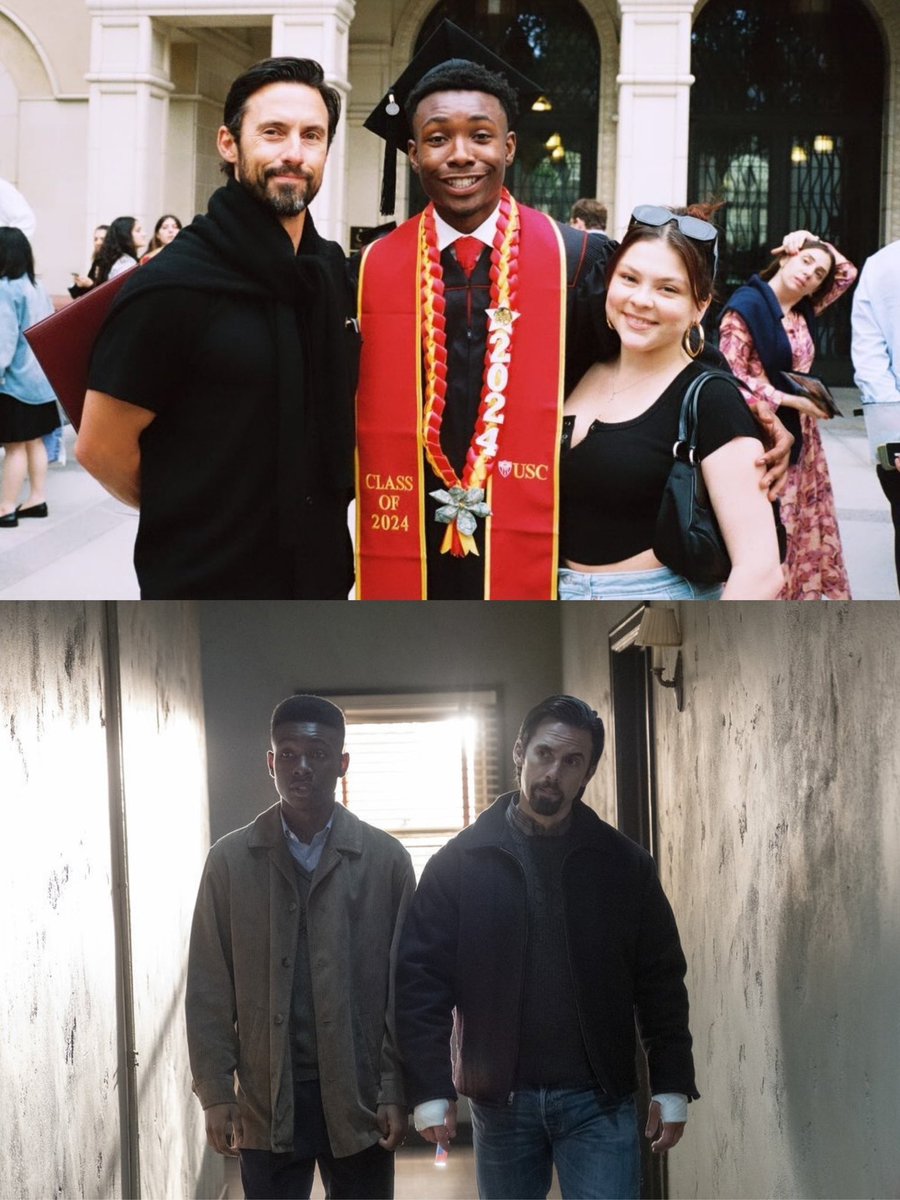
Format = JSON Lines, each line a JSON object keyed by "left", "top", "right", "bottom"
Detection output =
{"left": 497, "top": 460, "right": 550, "bottom": 480}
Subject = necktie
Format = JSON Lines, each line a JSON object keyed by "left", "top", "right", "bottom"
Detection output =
{"left": 454, "top": 235, "right": 483, "bottom": 279}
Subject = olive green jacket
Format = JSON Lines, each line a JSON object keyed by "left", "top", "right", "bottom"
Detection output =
{"left": 185, "top": 801, "right": 415, "bottom": 1155}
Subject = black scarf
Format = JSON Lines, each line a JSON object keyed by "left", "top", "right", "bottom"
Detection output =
{"left": 719, "top": 274, "right": 816, "bottom": 464}
{"left": 110, "top": 178, "right": 355, "bottom": 547}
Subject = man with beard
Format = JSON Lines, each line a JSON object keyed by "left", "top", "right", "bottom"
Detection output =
{"left": 76, "top": 58, "right": 357, "bottom": 598}
{"left": 396, "top": 695, "right": 698, "bottom": 1200}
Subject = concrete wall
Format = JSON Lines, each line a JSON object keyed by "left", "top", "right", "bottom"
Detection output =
{"left": 561, "top": 602, "right": 900, "bottom": 1200}
{"left": 1, "top": 601, "right": 220, "bottom": 1200}
{"left": 2, "top": 604, "right": 123, "bottom": 1199}
{"left": 196, "top": 600, "right": 564, "bottom": 841}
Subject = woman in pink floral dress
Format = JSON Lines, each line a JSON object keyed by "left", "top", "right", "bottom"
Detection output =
{"left": 719, "top": 231, "right": 857, "bottom": 599}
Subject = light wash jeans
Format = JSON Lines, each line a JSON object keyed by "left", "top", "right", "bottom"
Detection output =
{"left": 558, "top": 564, "right": 723, "bottom": 600}
{"left": 470, "top": 1087, "right": 640, "bottom": 1200}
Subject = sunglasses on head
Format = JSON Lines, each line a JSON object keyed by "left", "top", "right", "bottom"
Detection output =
{"left": 629, "top": 205, "right": 719, "bottom": 274}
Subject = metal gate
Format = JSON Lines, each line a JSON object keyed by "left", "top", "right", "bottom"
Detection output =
{"left": 688, "top": 0, "right": 885, "bottom": 382}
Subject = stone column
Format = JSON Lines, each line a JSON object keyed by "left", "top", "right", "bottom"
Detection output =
{"left": 272, "top": 0, "right": 356, "bottom": 247}
{"left": 85, "top": 12, "right": 173, "bottom": 242}
{"left": 613, "top": 0, "right": 694, "bottom": 237}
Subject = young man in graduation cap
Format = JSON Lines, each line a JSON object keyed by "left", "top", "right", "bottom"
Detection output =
{"left": 354, "top": 22, "right": 616, "bottom": 600}
{"left": 353, "top": 21, "right": 792, "bottom": 600}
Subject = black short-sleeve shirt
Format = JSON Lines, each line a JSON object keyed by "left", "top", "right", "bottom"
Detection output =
{"left": 560, "top": 363, "right": 760, "bottom": 565}
{"left": 89, "top": 286, "right": 299, "bottom": 597}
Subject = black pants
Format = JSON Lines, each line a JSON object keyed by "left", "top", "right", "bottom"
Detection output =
{"left": 239, "top": 1080, "right": 393, "bottom": 1200}
{"left": 877, "top": 464, "right": 900, "bottom": 588}
{"left": 240, "top": 1140, "right": 394, "bottom": 1200}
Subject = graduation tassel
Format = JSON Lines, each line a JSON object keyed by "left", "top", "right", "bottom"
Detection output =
{"left": 380, "top": 138, "right": 397, "bottom": 217}
{"left": 379, "top": 92, "right": 401, "bottom": 216}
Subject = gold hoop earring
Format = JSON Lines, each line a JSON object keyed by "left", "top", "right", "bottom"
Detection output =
{"left": 682, "top": 321, "right": 705, "bottom": 360}
{"left": 606, "top": 313, "right": 614, "bottom": 331}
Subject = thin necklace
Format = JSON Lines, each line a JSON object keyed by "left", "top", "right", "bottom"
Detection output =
{"left": 605, "top": 360, "right": 676, "bottom": 405}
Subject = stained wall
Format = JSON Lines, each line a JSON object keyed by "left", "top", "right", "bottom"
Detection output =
{"left": 561, "top": 602, "right": 900, "bottom": 1199}
{"left": 2, "top": 604, "right": 123, "bottom": 1198}
{"left": 1, "top": 601, "right": 220, "bottom": 1200}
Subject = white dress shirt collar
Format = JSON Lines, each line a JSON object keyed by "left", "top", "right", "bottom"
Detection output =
{"left": 433, "top": 204, "right": 501, "bottom": 253}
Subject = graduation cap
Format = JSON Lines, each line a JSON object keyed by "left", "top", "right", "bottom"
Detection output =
{"left": 365, "top": 19, "right": 546, "bottom": 216}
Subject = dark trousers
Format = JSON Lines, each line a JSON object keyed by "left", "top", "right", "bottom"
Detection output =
{"left": 240, "top": 1140, "right": 394, "bottom": 1200}
{"left": 877, "top": 464, "right": 900, "bottom": 588}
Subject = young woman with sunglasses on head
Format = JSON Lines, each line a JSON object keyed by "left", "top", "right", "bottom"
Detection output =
{"left": 719, "top": 232, "right": 856, "bottom": 600}
{"left": 559, "top": 204, "right": 784, "bottom": 600}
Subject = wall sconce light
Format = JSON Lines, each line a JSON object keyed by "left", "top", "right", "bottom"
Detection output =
{"left": 790, "top": 144, "right": 808, "bottom": 165}
{"left": 531, "top": 94, "right": 553, "bottom": 112}
{"left": 635, "top": 605, "right": 684, "bottom": 711}
{"left": 813, "top": 134, "right": 834, "bottom": 154}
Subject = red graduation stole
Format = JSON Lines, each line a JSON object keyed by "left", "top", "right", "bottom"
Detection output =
{"left": 355, "top": 200, "right": 567, "bottom": 599}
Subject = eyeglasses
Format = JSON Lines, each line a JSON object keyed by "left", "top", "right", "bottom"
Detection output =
{"left": 629, "top": 205, "right": 719, "bottom": 274}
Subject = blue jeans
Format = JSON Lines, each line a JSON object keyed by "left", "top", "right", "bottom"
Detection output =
{"left": 42, "top": 426, "right": 63, "bottom": 464}
{"left": 470, "top": 1087, "right": 640, "bottom": 1200}
{"left": 558, "top": 564, "right": 723, "bottom": 600}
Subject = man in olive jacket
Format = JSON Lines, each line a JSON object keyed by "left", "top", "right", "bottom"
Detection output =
{"left": 186, "top": 695, "right": 415, "bottom": 1200}
{"left": 396, "top": 694, "right": 697, "bottom": 1200}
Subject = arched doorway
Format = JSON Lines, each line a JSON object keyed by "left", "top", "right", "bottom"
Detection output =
{"left": 408, "top": 0, "right": 600, "bottom": 222}
{"left": 688, "top": 0, "right": 885, "bottom": 381}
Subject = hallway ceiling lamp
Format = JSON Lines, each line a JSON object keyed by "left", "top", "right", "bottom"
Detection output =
{"left": 635, "top": 605, "right": 684, "bottom": 711}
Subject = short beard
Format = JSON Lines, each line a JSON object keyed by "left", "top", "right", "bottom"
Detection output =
{"left": 238, "top": 158, "right": 319, "bottom": 218}
{"left": 529, "top": 789, "right": 564, "bottom": 816}
{"left": 265, "top": 181, "right": 311, "bottom": 217}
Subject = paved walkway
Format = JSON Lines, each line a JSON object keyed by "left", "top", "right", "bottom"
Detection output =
{"left": 820, "top": 388, "right": 898, "bottom": 600}
{"left": 0, "top": 427, "right": 139, "bottom": 598}
{"left": 0, "top": 390, "right": 896, "bottom": 599}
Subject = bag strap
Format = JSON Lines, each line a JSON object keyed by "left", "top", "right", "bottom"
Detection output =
{"left": 674, "top": 369, "right": 744, "bottom": 464}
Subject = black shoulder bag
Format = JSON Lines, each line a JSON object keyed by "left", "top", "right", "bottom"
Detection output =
{"left": 652, "top": 370, "right": 734, "bottom": 585}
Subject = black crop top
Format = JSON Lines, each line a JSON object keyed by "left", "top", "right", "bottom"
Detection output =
{"left": 559, "top": 363, "right": 760, "bottom": 565}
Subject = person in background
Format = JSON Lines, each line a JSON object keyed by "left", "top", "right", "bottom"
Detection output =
{"left": 851, "top": 237, "right": 900, "bottom": 591}
{"left": 719, "top": 230, "right": 857, "bottom": 599}
{"left": 186, "top": 694, "right": 414, "bottom": 1200}
{"left": 397, "top": 694, "right": 697, "bottom": 1200}
{"left": 0, "top": 227, "right": 58, "bottom": 527}
{"left": 69, "top": 224, "right": 110, "bottom": 299}
{"left": 141, "top": 213, "right": 183, "bottom": 262}
{"left": 93, "top": 216, "right": 147, "bottom": 284}
{"left": 569, "top": 197, "right": 608, "bottom": 235}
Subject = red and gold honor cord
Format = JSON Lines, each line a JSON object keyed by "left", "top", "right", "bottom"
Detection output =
{"left": 420, "top": 190, "right": 521, "bottom": 556}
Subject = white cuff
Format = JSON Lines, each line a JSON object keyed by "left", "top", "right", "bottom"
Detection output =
{"left": 414, "top": 1099, "right": 450, "bottom": 1131}
{"left": 651, "top": 1093, "right": 688, "bottom": 1123}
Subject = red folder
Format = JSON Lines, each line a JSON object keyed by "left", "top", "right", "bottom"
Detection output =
{"left": 24, "top": 265, "right": 138, "bottom": 431}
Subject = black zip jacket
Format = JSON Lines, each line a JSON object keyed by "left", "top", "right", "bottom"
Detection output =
{"left": 396, "top": 792, "right": 699, "bottom": 1107}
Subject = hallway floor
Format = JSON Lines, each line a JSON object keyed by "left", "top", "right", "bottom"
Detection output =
{"left": 223, "top": 1142, "right": 479, "bottom": 1199}
{"left": 223, "top": 1141, "right": 563, "bottom": 1199}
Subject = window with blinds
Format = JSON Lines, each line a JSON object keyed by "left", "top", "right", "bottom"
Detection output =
{"left": 329, "top": 690, "right": 502, "bottom": 878}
